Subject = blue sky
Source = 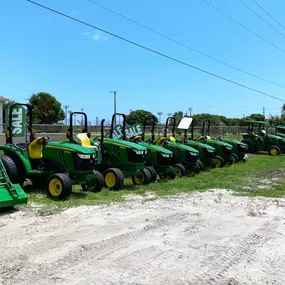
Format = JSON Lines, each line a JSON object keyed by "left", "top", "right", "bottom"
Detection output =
{"left": 1, "top": 0, "right": 285, "bottom": 124}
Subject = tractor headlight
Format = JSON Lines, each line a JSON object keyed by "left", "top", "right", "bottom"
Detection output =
{"left": 207, "top": 149, "right": 214, "bottom": 153}
{"left": 226, "top": 146, "right": 232, "bottom": 150}
{"left": 134, "top": 150, "right": 144, "bottom": 155}
{"left": 161, "top": 153, "right": 171, "bottom": 158}
{"left": 77, "top": 154, "right": 91, "bottom": 159}
{"left": 190, "top": 151, "right": 198, "bottom": 156}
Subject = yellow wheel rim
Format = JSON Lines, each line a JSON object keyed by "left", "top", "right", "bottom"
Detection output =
{"left": 174, "top": 167, "right": 182, "bottom": 178}
{"left": 105, "top": 172, "right": 116, "bottom": 187}
{"left": 216, "top": 159, "right": 222, "bottom": 168}
{"left": 49, "top": 178, "right": 62, "bottom": 197}
{"left": 230, "top": 155, "right": 236, "bottom": 164}
{"left": 270, "top": 148, "right": 278, "bottom": 155}
{"left": 133, "top": 172, "right": 144, "bottom": 185}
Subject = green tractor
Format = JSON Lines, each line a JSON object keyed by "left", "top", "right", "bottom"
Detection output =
{"left": 0, "top": 103, "right": 104, "bottom": 200}
{"left": 75, "top": 112, "right": 151, "bottom": 189}
{"left": 196, "top": 119, "right": 236, "bottom": 167}
{"left": 200, "top": 118, "right": 247, "bottom": 162}
{"left": 176, "top": 117, "right": 217, "bottom": 169}
{"left": 275, "top": 125, "right": 285, "bottom": 139}
{"left": 0, "top": 159, "right": 27, "bottom": 208}
{"left": 128, "top": 115, "right": 176, "bottom": 180}
{"left": 241, "top": 120, "right": 285, "bottom": 155}
{"left": 157, "top": 116, "right": 201, "bottom": 175}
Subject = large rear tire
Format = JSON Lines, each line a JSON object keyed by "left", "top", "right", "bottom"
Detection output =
{"left": 47, "top": 173, "right": 72, "bottom": 200}
{"left": 241, "top": 139, "right": 254, "bottom": 153}
{"left": 145, "top": 166, "right": 157, "bottom": 182}
{"left": 104, "top": 168, "right": 124, "bottom": 190}
{"left": 132, "top": 168, "right": 152, "bottom": 185}
{"left": 82, "top": 171, "right": 105, "bottom": 192}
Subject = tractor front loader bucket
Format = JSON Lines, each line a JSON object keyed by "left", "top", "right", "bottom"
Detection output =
{"left": 0, "top": 160, "right": 27, "bottom": 208}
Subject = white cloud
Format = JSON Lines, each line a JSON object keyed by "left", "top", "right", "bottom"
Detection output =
{"left": 80, "top": 31, "right": 107, "bottom": 41}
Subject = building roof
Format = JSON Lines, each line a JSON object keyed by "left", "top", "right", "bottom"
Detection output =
{"left": 0, "top": 96, "right": 8, "bottom": 101}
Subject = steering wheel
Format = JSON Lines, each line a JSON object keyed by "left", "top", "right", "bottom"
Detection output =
{"left": 93, "top": 135, "right": 102, "bottom": 143}
{"left": 37, "top": 136, "right": 49, "bottom": 145}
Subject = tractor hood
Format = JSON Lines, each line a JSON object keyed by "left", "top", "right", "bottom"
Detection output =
{"left": 220, "top": 138, "right": 246, "bottom": 146}
{"left": 185, "top": 140, "right": 215, "bottom": 151}
{"left": 207, "top": 139, "right": 233, "bottom": 148}
{"left": 267, "top": 134, "right": 285, "bottom": 141}
{"left": 45, "top": 141, "right": 96, "bottom": 154}
{"left": 104, "top": 138, "right": 147, "bottom": 151}
{"left": 276, "top": 132, "right": 285, "bottom": 138}
{"left": 167, "top": 141, "right": 199, "bottom": 153}
{"left": 139, "top": 141, "right": 173, "bottom": 155}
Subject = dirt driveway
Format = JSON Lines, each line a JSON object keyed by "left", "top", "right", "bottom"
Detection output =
{"left": 1, "top": 190, "right": 285, "bottom": 285}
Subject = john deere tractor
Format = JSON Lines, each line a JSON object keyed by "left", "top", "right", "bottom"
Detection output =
{"left": 128, "top": 115, "right": 175, "bottom": 180}
{"left": 241, "top": 120, "right": 285, "bottom": 155}
{"left": 201, "top": 119, "right": 247, "bottom": 162}
{"left": 75, "top": 112, "right": 151, "bottom": 189}
{"left": 196, "top": 119, "right": 236, "bottom": 167}
{"left": 156, "top": 117, "right": 201, "bottom": 175}
{"left": 176, "top": 117, "right": 217, "bottom": 169}
{"left": 0, "top": 103, "right": 104, "bottom": 200}
{"left": 275, "top": 125, "right": 285, "bottom": 139}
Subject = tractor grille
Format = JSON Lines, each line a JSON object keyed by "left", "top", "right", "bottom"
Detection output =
{"left": 73, "top": 154, "right": 94, "bottom": 171}
{"left": 223, "top": 146, "right": 232, "bottom": 155}
{"left": 186, "top": 152, "right": 198, "bottom": 163}
{"left": 238, "top": 144, "right": 246, "bottom": 152}
{"left": 204, "top": 148, "right": 215, "bottom": 158}
{"left": 157, "top": 153, "right": 172, "bottom": 166}
{"left": 126, "top": 149, "right": 146, "bottom": 163}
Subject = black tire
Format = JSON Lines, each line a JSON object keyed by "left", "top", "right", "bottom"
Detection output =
{"left": 0, "top": 155, "right": 25, "bottom": 184}
{"left": 173, "top": 163, "right": 187, "bottom": 178}
{"left": 145, "top": 166, "right": 157, "bottom": 182}
{"left": 197, "top": 159, "right": 206, "bottom": 171}
{"left": 231, "top": 153, "right": 240, "bottom": 163}
{"left": 241, "top": 139, "right": 254, "bottom": 153}
{"left": 214, "top": 155, "right": 224, "bottom": 168}
{"left": 103, "top": 168, "right": 124, "bottom": 190}
{"left": 46, "top": 173, "right": 72, "bottom": 200}
{"left": 168, "top": 166, "right": 176, "bottom": 180}
{"left": 268, "top": 145, "right": 281, "bottom": 156}
{"left": 195, "top": 163, "right": 201, "bottom": 174}
{"left": 132, "top": 168, "right": 152, "bottom": 185}
{"left": 82, "top": 171, "right": 105, "bottom": 192}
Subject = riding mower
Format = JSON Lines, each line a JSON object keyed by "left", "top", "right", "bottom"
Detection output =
{"left": 195, "top": 119, "right": 236, "bottom": 167}
{"left": 0, "top": 159, "right": 27, "bottom": 208}
{"left": 128, "top": 115, "right": 176, "bottom": 180}
{"left": 241, "top": 120, "right": 285, "bottom": 155}
{"left": 0, "top": 103, "right": 104, "bottom": 200}
{"left": 201, "top": 119, "right": 247, "bottom": 162}
{"left": 275, "top": 125, "right": 285, "bottom": 139}
{"left": 75, "top": 112, "right": 151, "bottom": 189}
{"left": 156, "top": 117, "right": 201, "bottom": 175}
{"left": 176, "top": 117, "right": 217, "bottom": 169}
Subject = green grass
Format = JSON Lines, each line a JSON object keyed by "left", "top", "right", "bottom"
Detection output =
{"left": 23, "top": 153, "right": 285, "bottom": 210}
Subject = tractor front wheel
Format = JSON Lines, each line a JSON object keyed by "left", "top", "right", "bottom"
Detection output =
{"left": 268, "top": 146, "right": 281, "bottom": 156}
{"left": 214, "top": 156, "right": 224, "bottom": 168}
{"left": 82, "top": 171, "right": 105, "bottom": 192}
{"left": 145, "top": 166, "right": 157, "bottom": 182}
{"left": 104, "top": 168, "right": 124, "bottom": 190}
{"left": 47, "top": 173, "right": 72, "bottom": 200}
{"left": 132, "top": 168, "right": 152, "bottom": 185}
{"left": 173, "top": 164, "right": 187, "bottom": 178}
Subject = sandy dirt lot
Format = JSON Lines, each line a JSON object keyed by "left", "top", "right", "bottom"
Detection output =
{"left": 1, "top": 189, "right": 285, "bottom": 285}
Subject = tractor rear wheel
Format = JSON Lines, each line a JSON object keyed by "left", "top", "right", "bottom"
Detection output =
{"left": 82, "top": 171, "right": 105, "bottom": 192}
{"left": 104, "top": 168, "right": 124, "bottom": 190}
{"left": 241, "top": 139, "right": 254, "bottom": 153}
{"left": 167, "top": 166, "right": 176, "bottom": 180}
{"left": 268, "top": 145, "right": 281, "bottom": 156}
{"left": 145, "top": 166, "right": 157, "bottom": 182}
{"left": 173, "top": 164, "right": 187, "bottom": 178}
{"left": 132, "top": 168, "right": 152, "bottom": 185}
{"left": 197, "top": 159, "right": 206, "bottom": 171}
{"left": 47, "top": 173, "right": 72, "bottom": 200}
{"left": 214, "top": 156, "right": 224, "bottom": 168}
{"left": 231, "top": 153, "right": 239, "bottom": 163}
{"left": 0, "top": 155, "right": 26, "bottom": 185}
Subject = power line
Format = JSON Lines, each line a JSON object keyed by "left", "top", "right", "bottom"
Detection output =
{"left": 201, "top": 0, "right": 285, "bottom": 54}
{"left": 85, "top": 0, "right": 285, "bottom": 89}
{"left": 238, "top": 0, "right": 285, "bottom": 39}
{"left": 251, "top": 0, "right": 285, "bottom": 31}
{"left": 27, "top": 0, "right": 285, "bottom": 103}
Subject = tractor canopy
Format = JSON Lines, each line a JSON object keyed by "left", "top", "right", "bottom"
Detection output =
{"left": 243, "top": 120, "right": 270, "bottom": 126}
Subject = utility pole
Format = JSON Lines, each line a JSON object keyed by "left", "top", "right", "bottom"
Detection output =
{"left": 110, "top": 91, "right": 117, "bottom": 125}
{"left": 157, "top": 112, "right": 163, "bottom": 137}
{"left": 64, "top": 105, "right": 69, "bottom": 126}
{"left": 80, "top": 108, "right": 84, "bottom": 125}
{"left": 263, "top": 106, "right": 265, "bottom": 118}
{"left": 188, "top": 107, "right": 192, "bottom": 116}
{"left": 96, "top": 116, "right": 99, "bottom": 126}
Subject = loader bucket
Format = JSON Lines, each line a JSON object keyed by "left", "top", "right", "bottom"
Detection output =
{"left": 0, "top": 160, "right": 27, "bottom": 208}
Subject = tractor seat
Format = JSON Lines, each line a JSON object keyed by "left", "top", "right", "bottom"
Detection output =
{"left": 28, "top": 137, "right": 48, "bottom": 159}
{"left": 169, "top": 136, "right": 176, "bottom": 143}
{"left": 196, "top": 136, "right": 204, "bottom": 142}
{"left": 156, "top": 137, "right": 167, "bottom": 146}
{"left": 77, "top": 133, "right": 98, "bottom": 149}
{"left": 129, "top": 135, "right": 142, "bottom": 143}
